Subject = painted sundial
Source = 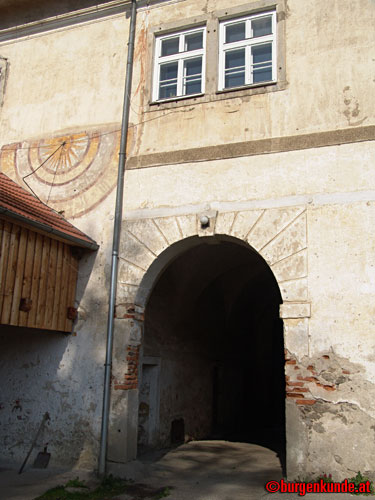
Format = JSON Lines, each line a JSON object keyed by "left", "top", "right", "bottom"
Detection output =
{"left": 0, "top": 126, "right": 122, "bottom": 218}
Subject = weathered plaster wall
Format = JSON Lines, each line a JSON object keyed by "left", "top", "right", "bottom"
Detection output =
{"left": 128, "top": 0, "right": 374, "bottom": 157}
{"left": 0, "top": 4, "right": 128, "bottom": 465}
{"left": 123, "top": 141, "right": 375, "bottom": 212}
{"left": 0, "top": 0, "right": 374, "bottom": 480}
{"left": 0, "top": 189, "right": 116, "bottom": 468}
{"left": 0, "top": 14, "right": 128, "bottom": 143}
{"left": 114, "top": 188, "right": 375, "bottom": 478}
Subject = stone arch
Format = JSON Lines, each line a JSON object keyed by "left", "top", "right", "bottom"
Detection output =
{"left": 117, "top": 206, "right": 310, "bottom": 350}
{"left": 111, "top": 206, "right": 310, "bottom": 467}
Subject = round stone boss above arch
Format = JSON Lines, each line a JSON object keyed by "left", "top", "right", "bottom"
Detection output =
{"left": 117, "top": 206, "right": 310, "bottom": 350}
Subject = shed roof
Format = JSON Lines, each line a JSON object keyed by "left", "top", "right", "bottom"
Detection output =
{"left": 0, "top": 172, "right": 98, "bottom": 249}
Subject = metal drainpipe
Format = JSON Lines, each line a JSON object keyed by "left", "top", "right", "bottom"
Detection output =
{"left": 98, "top": 0, "right": 137, "bottom": 477}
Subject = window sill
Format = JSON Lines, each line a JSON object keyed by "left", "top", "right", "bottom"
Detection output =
{"left": 150, "top": 92, "right": 204, "bottom": 106}
{"left": 146, "top": 80, "right": 287, "bottom": 112}
{"left": 216, "top": 80, "right": 277, "bottom": 94}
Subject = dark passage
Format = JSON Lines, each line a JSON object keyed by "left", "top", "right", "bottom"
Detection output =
{"left": 138, "top": 236, "right": 285, "bottom": 468}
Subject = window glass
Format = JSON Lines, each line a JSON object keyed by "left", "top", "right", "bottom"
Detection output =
{"left": 225, "top": 22, "right": 246, "bottom": 43}
{"left": 155, "top": 27, "right": 206, "bottom": 100}
{"left": 252, "top": 16, "right": 272, "bottom": 37}
{"left": 225, "top": 49, "right": 245, "bottom": 69}
{"left": 225, "top": 49, "right": 245, "bottom": 88}
{"left": 185, "top": 57, "right": 202, "bottom": 76}
{"left": 252, "top": 43, "right": 272, "bottom": 83}
{"left": 184, "top": 57, "right": 202, "bottom": 95}
{"left": 185, "top": 79, "right": 202, "bottom": 95}
{"left": 185, "top": 32, "right": 203, "bottom": 51}
{"left": 160, "top": 61, "right": 178, "bottom": 80}
{"left": 159, "top": 62, "right": 178, "bottom": 98}
{"left": 161, "top": 37, "right": 179, "bottom": 56}
{"left": 159, "top": 83, "right": 178, "bottom": 99}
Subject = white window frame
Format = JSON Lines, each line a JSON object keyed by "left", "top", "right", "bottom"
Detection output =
{"left": 152, "top": 26, "right": 206, "bottom": 102}
{"left": 218, "top": 10, "right": 277, "bottom": 91}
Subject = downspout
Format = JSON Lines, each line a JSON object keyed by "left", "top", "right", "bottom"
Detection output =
{"left": 98, "top": 0, "right": 137, "bottom": 477}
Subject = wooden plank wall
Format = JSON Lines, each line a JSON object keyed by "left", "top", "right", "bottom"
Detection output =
{"left": 0, "top": 219, "right": 79, "bottom": 332}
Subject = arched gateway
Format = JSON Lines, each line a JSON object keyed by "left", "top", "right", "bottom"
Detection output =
{"left": 110, "top": 207, "right": 310, "bottom": 476}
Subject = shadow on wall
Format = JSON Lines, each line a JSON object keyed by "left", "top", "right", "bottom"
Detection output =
{"left": 0, "top": 247, "right": 109, "bottom": 469}
{"left": 0, "top": 0, "right": 132, "bottom": 31}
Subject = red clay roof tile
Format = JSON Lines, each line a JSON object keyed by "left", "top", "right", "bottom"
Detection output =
{"left": 0, "top": 172, "right": 98, "bottom": 249}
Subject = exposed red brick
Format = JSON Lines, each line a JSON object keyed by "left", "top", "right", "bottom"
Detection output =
{"left": 286, "top": 386, "right": 309, "bottom": 393}
{"left": 294, "top": 366, "right": 300, "bottom": 370}
{"left": 122, "top": 345, "right": 140, "bottom": 388}
{"left": 286, "top": 393, "right": 305, "bottom": 398}
{"left": 322, "top": 355, "right": 330, "bottom": 359}
{"left": 297, "top": 376, "right": 318, "bottom": 382}
{"left": 286, "top": 360, "right": 297, "bottom": 365}
{"left": 288, "top": 381, "right": 304, "bottom": 387}
{"left": 124, "top": 383, "right": 138, "bottom": 390}
{"left": 285, "top": 375, "right": 290, "bottom": 381}
{"left": 296, "top": 399, "right": 316, "bottom": 405}
{"left": 342, "top": 370, "right": 350, "bottom": 374}
{"left": 323, "top": 385, "right": 336, "bottom": 391}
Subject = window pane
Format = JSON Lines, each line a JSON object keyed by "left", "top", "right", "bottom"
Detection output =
{"left": 252, "top": 44, "right": 272, "bottom": 83}
{"left": 225, "top": 72, "right": 245, "bottom": 88}
{"left": 252, "top": 43, "right": 272, "bottom": 64}
{"left": 185, "top": 58, "right": 202, "bottom": 76}
{"left": 159, "top": 84, "right": 177, "bottom": 99}
{"left": 161, "top": 37, "right": 179, "bottom": 56}
{"left": 185, "top": 32, "right": 203, "bottom": 51}
{"left": 225, "top": 22, "right": 246, "bottom": 43}
{"left": 252, "top": 16, "right": 272, "bottom": 37}
{"left": 253, "top": 67, "right": 272, "bottom": 83}
{"left": 225, "top": 49, "right": 245, "bottom": 69}
{"left": 185, "top": 79, "right": 201, "bottom": 95}
{"left": 160, "top": 62, "right": 178, "bottom": 81}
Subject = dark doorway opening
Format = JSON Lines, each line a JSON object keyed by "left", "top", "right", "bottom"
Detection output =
{"left": 138, "top": 237, "right": 285, "bottom": 470}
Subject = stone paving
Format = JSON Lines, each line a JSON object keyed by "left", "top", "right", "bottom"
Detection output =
{"left": 0, "top": 441, "right": 363, "bottom": 500}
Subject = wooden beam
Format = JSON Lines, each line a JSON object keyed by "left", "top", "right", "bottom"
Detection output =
{"left": 27, "top": 232, "right": 43, "bottom": 328}
{"left": 1, "top": 223, "right": 20, "bottom": 324}
{"left": 10, "top": 226, "right": 28, "bottom": 325}
{"left": 18, "top": 230, "right": 36, "bottom": 327}
{"left": 35, "top": 235, "right": 51, "bottom": 329}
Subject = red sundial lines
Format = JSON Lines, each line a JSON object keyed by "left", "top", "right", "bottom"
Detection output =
{"left": 38, "top": 134, "right": 89, "bottom": 175}
{"left": 0, "top": 127, "right": 120, "bottom": 218}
